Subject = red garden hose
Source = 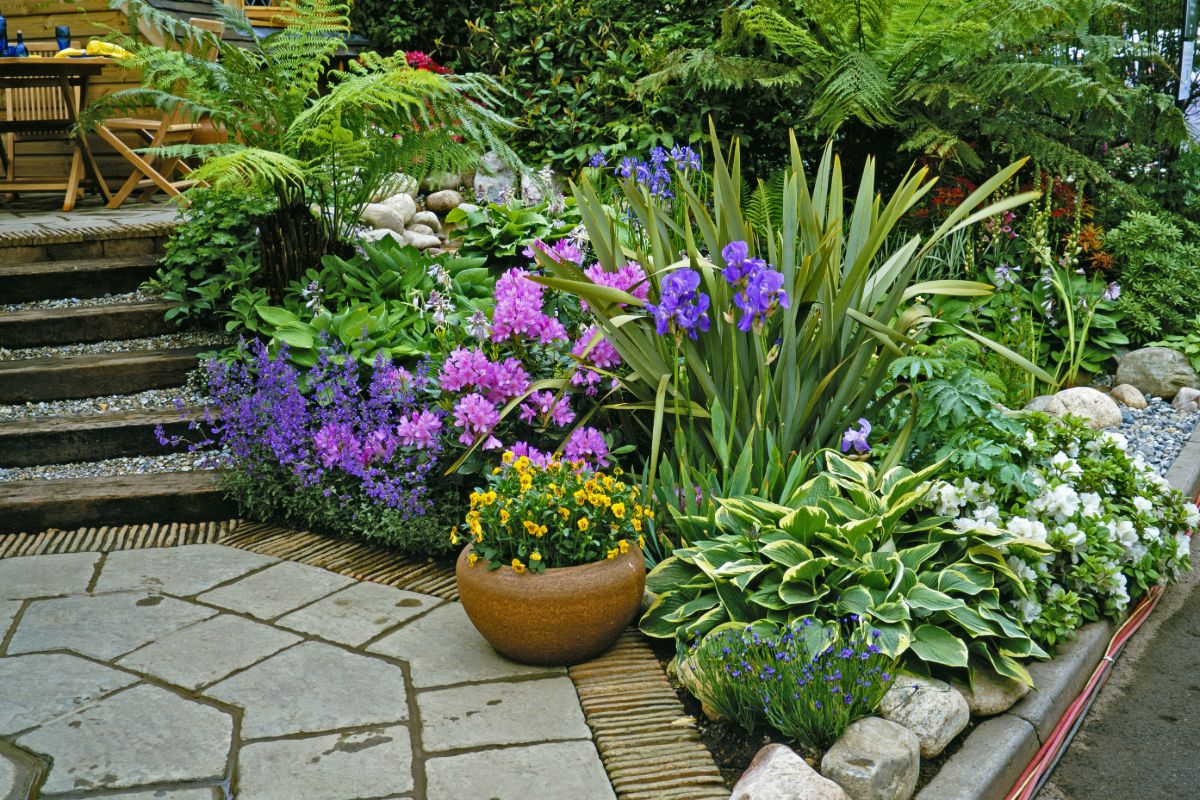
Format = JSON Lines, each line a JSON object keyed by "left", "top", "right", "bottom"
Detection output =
{"left": 1004, "top": 498, "right": 1196, "bottom": 800}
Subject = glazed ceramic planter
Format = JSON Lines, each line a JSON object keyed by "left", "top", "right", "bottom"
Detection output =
{"left": 456, "top": 544, "right": 646, "bottom": 666}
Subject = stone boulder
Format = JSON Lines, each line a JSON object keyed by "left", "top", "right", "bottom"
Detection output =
{"left": 360, "top": 203, "right": 407, "bottom": 234}
{"left": 359, "top": 228, "right": 404, "bottom": 245}
{"left": 474, "top": 150, "right": 517, "bottom": 203}
{"left": 731, "top": 744, "right": 851, "bottom": 800}
{"left": 879, "top": 676, "right": 969, "bottom": 759}
{"left": 425, "top": 189, "right": 464, "bottom": 214}
{"left": 406, "top": 223, "right": 436, "bottom": 238}
{"left": 379, "top": 193, "right": 417, "bottom": 226}
{"left": 951, "top": 664, "right": 1030, "bottom": 717}
{"left": 1116, "top": 347, "right": 1200, "bottom": 400}
{"left": 410, "top": 211, "right": 442, "bottom": 232}
{"left": 404, "top": 232, "right": 441, "bottom": 251}
{"left": 1042, "top": 387, "right": 1123, "bottom": 430}
{"left": 820, "top": 717, "right": 920, "bottom": 800}
{"left": 1024, "top": 395, "right": 1054, "bottom": 413}
{"left": 1109, "top": 384, "right": 1148, "bottom": 410}
{"left": 1173, "top": 386, "right": 1200, "bottom": 412}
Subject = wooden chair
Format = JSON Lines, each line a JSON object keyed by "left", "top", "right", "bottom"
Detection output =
{"left": 2, "top": 41, "right": 86, "bottom": 210}
{"left": 99, "top": 17, "right": 224, "bottom": 208}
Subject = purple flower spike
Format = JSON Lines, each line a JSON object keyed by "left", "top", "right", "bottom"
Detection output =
{"left": 840, "top": 418, "right": 872, "bottom": 454}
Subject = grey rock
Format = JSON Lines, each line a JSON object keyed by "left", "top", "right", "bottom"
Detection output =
{"left": 404, "top": 231, "right": 442, "bottom": 250}
{"left": 116, "top": 614, "right": 301, "bottom": 690}
{"left": 380, "top": 192, "right": 417, "bottom": 225}
{"left": 276, "top": 581, "right": 441, "bottom": 647}
{"left": 1116, "top": 347, "right": 1200, "bottom": 400}
{"left": 1010, "top": 621, "right": 1112, "bottom": 740}
{"left": 1173, "top": 386, "right": 1200, "bottom": 413}
{"left": 731, "top": 744, "right": 852, "bottom": 800}
{"left": 421, "top": 171, "right": 465, "bottom": 193}
{"left": 0, "top": 653, "right": 138, "bottom": 734}
{"left": 101, "top": 790, "right": 220, "bottom": 800}
{"left": 455, "top": 202, "right": 481, "bottom": 216}
{"left": 360, "top": 227, "right": 404, "bottom": 245}
{"left": 0, "top": 552, "right": 98, "bottom": 600}
{"left": 196, "top": 561, "right": 355, "bottom": 621}
{"left": 474, "top": 151, "right": 517, "bottom": 203}
{"left": 368, "top": 602, "right": 558, "bottom": 687}
{"left": 821, "top": 717, "right": 920, "bottom": 800}
{"left": 411, "top": 210, "right": 442, "bottom": 231}
{"left": 1110, "top": 383, "right": 1148, "bottom": 409}
{"left": 425, "top": 189, "right": 464, "bottom": 214}
{"left": 360, "top": 202, "right": 408, "bottom": 234}
{"left": 7, "top": 592, "right": 216, "bottom": 661}
{"left": 93, "top": 544, "right": 276, "bottom": 596}
{"left": 951, "top": 663, "right": 1030, "bottom": 717}
{"left": 1024, "top": 395, "right": 1054, "bottom": 413}
{"left": 1043, "top": 387, "right": 1123, "bottom": 430}
{"left": 16, "top": 684, "right": 231, "bottom": 795}
{"left": 879, "top": 675, "right": 969, "bottom": 758}
{"left": 406, "top": 222, "right": 436, "bottom": 237}
{"left": 426, "top": 741, "right": 615, "bottom": 800}
{"left": 418, "top": 676, "right": 590, "bottom": 752}
{"left": 238, "top": 726, "right": 413, "bottom": 800}
{"left": 204, "top": 641, "right": 407, "bottom": 739}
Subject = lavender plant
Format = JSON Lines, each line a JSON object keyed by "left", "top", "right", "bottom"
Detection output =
{"left": 687, "top": 620, "right": 898, "bottom": 750}
{"left": 161, "top": 337, "right": 454, "bottom": 553}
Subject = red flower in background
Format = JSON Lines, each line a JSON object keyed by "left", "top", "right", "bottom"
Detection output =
{"left": 406, "top": 51, "right": 451, "bottom": 74}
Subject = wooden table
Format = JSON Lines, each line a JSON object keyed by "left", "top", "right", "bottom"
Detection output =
{"left": 0, "top": 57, "right": 114, "bottom": 208}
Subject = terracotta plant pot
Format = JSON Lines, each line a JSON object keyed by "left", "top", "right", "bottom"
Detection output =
{"left": 456, "top": 544, "right": 646, "bottom": 666}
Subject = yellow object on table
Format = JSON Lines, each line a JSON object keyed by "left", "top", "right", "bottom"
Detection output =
{"left": 83, "top": 40, "right": 131, "bottom": 58}
{"left": 54, "top": 48, "right": 88, "bottom": 58}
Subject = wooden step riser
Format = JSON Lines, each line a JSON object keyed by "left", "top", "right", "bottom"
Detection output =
{"left": 3, "top": 262, "right": 160, "bottom": 303}
{"left": 0, "top": 303, "right": 178, "bottom": 348}
{"left": 0, "top": 472, "right": 235, "bottom": 534}
{"left": 0, "top": 416, "right": 195, "bottom": 468}
{"left": 0, "top": 348, "right": 205, "bottom": 403}
{"left": 0, "top": 234, "right": 169, "bottom": 268}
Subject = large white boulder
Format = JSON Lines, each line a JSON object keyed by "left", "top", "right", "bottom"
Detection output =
{"left": 360, "top": 203, "right": 407, "bottom": 234}
{"left": 731, "top": 744, "right": 851, "bottom": 800}
{"left": 879, "top": 675, "right": 969, "bottom": 759}
{"left": 1042, "top": 387, "right": 1123, "bottom": 430}
{"left": 380, "top": 193, "right": 417, "bottom": 225}
{"left": 951, "top": 664, "right": 1030, "bottom": 717}
{"left": 425, "top": 189, "right": 464, "bottom": 214}
{"left": 1109, "top": 383, "right": 1148, "bottom": 410}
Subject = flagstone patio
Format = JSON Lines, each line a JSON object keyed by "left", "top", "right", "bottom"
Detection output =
{"left": 0, "top": 544, "right": 616, "bottom": 800}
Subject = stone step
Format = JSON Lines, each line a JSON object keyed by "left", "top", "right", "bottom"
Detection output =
{"left": 0, "top": 408, "right": 201, "bottom": 468}
{"left": 0, "top": 255, "right": 160, "bottom": 303}
{"left": 0, "top": 347, "right": 207, "bottom": 404}
{"left": 0, "top": 301, "right": 179, "bottom": 348}
{"left": 0, "top": 471, "right": 233, "bottom": 534}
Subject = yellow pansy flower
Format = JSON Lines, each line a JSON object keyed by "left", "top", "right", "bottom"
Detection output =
{"left": 499, "top": 509, "right": 510, "bottom": 525}
{"left": 511, "top": 558, "right": 526, "bottom": 574}
{"left": 618, "top": 538, "right": 630, "bottom": 554}
{"left": 468, "top": 552, "right": 479, "bottom": 566}
{"left": 611, "top": 502, "right": 626, "bottom": 519}
{"left": 558, "top": 507, "right": 571, "bottom": 520}
{"left": 637, "top": 534, "right": 645, "bottom": 548}
{"left": 450, "top": 530, "right": 460, "bottom": 545}
{"left": 492, "top": 467, "right": 502, "bottom": 475}
{"left": 606, "top": 548, "right": 618, "bottom": 560}
{"left": 578, "top": 517, "right": 589, "bottom": 532}
{"left": 530, "top": 552, "right": 542, "bottom": 562}
{"left": 503, "top": 451, "right": 515, "bottom": 463}
{"left": 631, "top": 517, "right": 643, "bottom": 532}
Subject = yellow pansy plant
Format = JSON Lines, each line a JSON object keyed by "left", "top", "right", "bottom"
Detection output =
{"left": 456, "top": 451, "right": 650, "bottom": 574}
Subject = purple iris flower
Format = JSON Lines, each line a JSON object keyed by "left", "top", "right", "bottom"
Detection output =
{"left": 588, "top": 151, "right": 607, "bottom": 168}
{"left": 840, "top": 418, "right": 872, "bottom": 453}
{"left": 734, "top": 267, "right": 789, "bottom": 332}
{"left": 645, "top": 269, "right": 711, "bottom": 340}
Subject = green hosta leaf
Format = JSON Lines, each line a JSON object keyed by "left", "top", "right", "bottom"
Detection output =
{"left": 944, "top": 605, "right": 1000, "bottom": 638}
{"left": 639, "top": 592, "right": 689, "bottom": 638}
{"left": 713, "top": 580, "right": 754, "bottom": 623}
{"left": 910, "top": 624, "right": 969, "bottom": 668}
{"left": 781, "top": 557, "right": 835, "bottom": 584}
{"left": 778, "top": 582, "right": 830, "bottom": 606}
{"left": 838, "top": 585, "right": 873, "bottom": 616}
{"left": 749, "top": 583, "right": 791, "bottom": 611}
{"left": 666, "top": 593, "right": 720, "bottom": 622}
{"left": 779, "top": 507, "right": 830, "bottom": 540}
{"left": 870, "top": 601, "right": 911, "bottom": 624}
{"left": 871, "top": 621, "right": 913, "bottom": 657}
{"left": 937, "top": 566, "right": 994, "bottom": 596}
{"left": 682, "top": 605, "right": 727, "bottom": 641}
{"left": 760, "top": 539, "right": 815, "bottom": 568}
{"left": 256, "top": 305, "right": 302, "bottom": 327}
{"left": 646, "top": 558, "right": 699, "bottom": 594}
{"left": 905, "top": 584, "right": 965, "bottom": 612}
{"left": 897, "top": 542, "right": 943, "bottom": 571}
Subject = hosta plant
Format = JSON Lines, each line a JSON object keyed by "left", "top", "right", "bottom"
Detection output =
{"left": 641, "top": 452, "right": 1050, "bottom": 684}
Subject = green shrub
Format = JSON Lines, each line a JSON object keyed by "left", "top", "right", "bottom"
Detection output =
{"left": 1109, "top": 211, "right": 1200, "bottom": 343}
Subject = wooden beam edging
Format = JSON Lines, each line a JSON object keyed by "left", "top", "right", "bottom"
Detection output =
{"left": 0, "top": 518, "right": 731, "bottom": 800}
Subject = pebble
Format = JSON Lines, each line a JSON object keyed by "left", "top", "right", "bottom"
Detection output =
{"left": 1117, "top": 396, "right": 1200, "bottom": 476}
{"left": 1, "top": 289, "right": 161, "bottom": 314}
{"left": 0, "top": 452, "right": 214, "bottom": 483}
{"left": 0, "top": 387, "right": 208, "bottom": 421}
{"left": 0, "top": 331, "right": 230, "bottom": 362}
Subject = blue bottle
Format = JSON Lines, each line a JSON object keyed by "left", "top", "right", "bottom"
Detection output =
{"left": 0, "top": 14, "right": 8, "bottom": 56}
{"left": 14, "top": 30, "right": 27, "bottom": 57}
{"left": 55, "top": 25, "right": 70, "bottom": 51}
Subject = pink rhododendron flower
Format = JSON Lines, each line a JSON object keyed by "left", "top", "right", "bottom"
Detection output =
{"left": 396, "top": 410, "right": 442, "bottom": 450}
{"left": 453, "top": 393, "right": 501, "bottom": 449}
{"left": 580, "top": 261, "right": 650, "bottom": 312}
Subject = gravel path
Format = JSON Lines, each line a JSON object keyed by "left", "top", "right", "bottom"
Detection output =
{"left": 0, "top": 331, "right": 230, "bottom": 362}
{"left": 0, "top": 451, "right": 214, "bottom": 482}
{"left": 0, "top": 387, "right": 209, "bottom": 421}
{"left": 1, "top": 289, "right": 162, "bottom": 314}
{"left": 1117, "top": 397, "right": 1200, "bottom": 476}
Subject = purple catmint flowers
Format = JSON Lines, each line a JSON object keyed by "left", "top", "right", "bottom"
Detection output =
{"left": 841, "top": 418, "right": 872, "bottom": 454}
{"left": 645, "top": 269, "right": 711, "bottom": 340}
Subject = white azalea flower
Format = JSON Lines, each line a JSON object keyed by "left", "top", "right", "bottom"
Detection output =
{"left": 1015, "top": 597, "right": 1042, "bottom": 623}
{"left": 1185, "top": 503, "right": 1200, "bottom": 529}
{"left": 1023, "top": 431, "right": 1038, "bottom": 448}
{"left": 1112, "top": 519, "right": 1139, "bottom": 550}
{"left": 1142, "top": 525, "right": 1162, "bottom": 543}
{"left": 1059, "top": 522, "right": 1087, "bottom": 550}
{"left": 1080, "top": 492, "right": 1103, "bottom": 519}
{"left": 1007, "top": 517, "right": 1049, "bottom": 544}
{"left": 1101, "top": 431, "right": 1128, "bottom": 451}
{"left": 931, "top": 482, "right": 962, "bottom": 516}
{"left": 1133, "top": 496, "right": 1153, "bottom": 514}
{"left": 1176, "top": 534, "right": 1190, "bottom": 560}
{"left": 1050, "top": 451, "right": 1082, "bottom": 478}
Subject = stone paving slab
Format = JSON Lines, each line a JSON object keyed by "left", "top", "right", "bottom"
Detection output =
{"left": 17, "top": 684, "right": 232, "bottom": 795}
{"left": 0, "top": 552, "right": 99, "bottom": 600}
{"left": 0, "top": 600, "right": 21, "bottom": 640}
{"left": 93, "top": 545, "right": 277, "bottom": 597}
{"left": 116, "top": 614, "right": 301, "bottom": 691}
{"left": 369, "top": 602, "right": 561, "bottom": 687}
{"left": 0, "top": 653, "right": 138, "bottom": 734}
{"left": 6, "top": 592, "right": 216, "bottom": 660}
{"left": 277, "top": 580, "right": 442, "bottom": 647}
{"left": 196, "top": 560, "right": 355, "bottom": 620}
{"left": 0, "top": 543, "right": 614, "bottom": 799}
{"left": 425, "top": 741, "right": 616, "bottom": 800}
{"left": 238, "top": 726, "right": 414, "bottom": 800}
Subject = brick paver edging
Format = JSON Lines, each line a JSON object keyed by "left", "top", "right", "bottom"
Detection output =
{"left": 0, "top": 519, "right": 729, "bottom": 800}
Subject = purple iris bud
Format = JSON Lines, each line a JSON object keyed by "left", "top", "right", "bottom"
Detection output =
{"left": 840, "top": 418, "right": 872, "bottom": 453}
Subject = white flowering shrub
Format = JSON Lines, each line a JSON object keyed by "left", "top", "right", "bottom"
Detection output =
{"left": 928, "top": 414, "right": 1196, "bottom": 649}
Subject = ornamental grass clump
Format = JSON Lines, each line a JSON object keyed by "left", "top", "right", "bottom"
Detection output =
{"left": 457, "top": 452, "right": 653, "bottom": 574}
{"left": 689, "top": 620, "right": 898, "bottom": 750}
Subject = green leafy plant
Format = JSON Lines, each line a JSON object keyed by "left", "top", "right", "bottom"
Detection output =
{"left": 446, "top": 198, "right": 580, "bottom": 265}
{"left": 1149, "top": 317, "right": 1200, "bottom": 372}
{"left": 534, "top": 126, "right": 1046, "bottom": 510}
{"left": 1108, "top": 211, "right": 1200, "bottom": 343}
{"left": 641, "top": 452, "right": 1049, "bottom": 683}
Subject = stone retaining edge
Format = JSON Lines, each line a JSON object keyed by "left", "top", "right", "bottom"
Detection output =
{"left": 917, "top": 436, "right": 1200, "bottom": 800}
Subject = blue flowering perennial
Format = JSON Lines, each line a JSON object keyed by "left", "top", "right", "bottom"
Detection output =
{"left": 598, "top": 144, "right": 702, "bottom": 199}
{"left": 644, "top": 269, "right": 711, "bottom": 341}
{"left": 720, "top": 240, "right": 790, "bottom": 332}
{"left": 688, "top": 619, "right": 898, "bottom": 750}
